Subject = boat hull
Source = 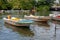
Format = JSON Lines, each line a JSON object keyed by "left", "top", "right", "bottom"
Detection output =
{"left": 24, "top": 16, "right": 50, "bottom": 24}
{"left": 4, "top": 20, "right": 31, "bottom": 27}
{"left": 52, "top": 17, "right": 60, "bottom": 24}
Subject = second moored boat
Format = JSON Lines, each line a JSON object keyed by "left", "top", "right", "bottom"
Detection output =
{"left": 24, "top": 15, "right": 50, "bottom": 23}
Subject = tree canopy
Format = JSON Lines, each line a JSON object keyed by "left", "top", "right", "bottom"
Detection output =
{"left": 0, "top": 0, "right": 54, "bottom": 10}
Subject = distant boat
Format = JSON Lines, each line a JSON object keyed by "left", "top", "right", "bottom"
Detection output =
{"left": 3, "top": 17, "right": 34, "bottom": 27}
{"left": 50, "top": 6, "right": 60, "bottom": 11}
{"left": 52, "top": 15, "right": 60, "bottom": 21}
{"left": 50, "top": 0, "right": 60, "bottom": 11}
{"left": 49, "top": 14, "right": 60, "bottom": 24}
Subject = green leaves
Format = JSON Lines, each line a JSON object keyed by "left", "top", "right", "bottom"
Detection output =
{"left": 0, "top": 0, "right": 12, "bottom": 9}
{"left": 20, "top": 0, "right": 33, "bottom": 10}
{"left": 36, "top": 0, "right": 55, "bottom": 12}
{"left": 0, "top": 0, "right": 54, "bottom": 10}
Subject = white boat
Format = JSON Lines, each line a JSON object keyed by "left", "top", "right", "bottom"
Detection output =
{"left": 24, "top": 15, "right": 50, "bottom": 23}
{"left": 49, "top": 14, "right": 60, "bottom": 21}
{"left": 3, "top": 17, "right": 34, "bottom": 27}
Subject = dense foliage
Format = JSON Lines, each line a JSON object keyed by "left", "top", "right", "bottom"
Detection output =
{"left": 0, "top": 0, "right": 12, "bottom": 9}
{"left": 36, "top": 0, "right": 55, "bottom": 11}
{"left": 0, "top": 0, "right": 54, "bottom": 11}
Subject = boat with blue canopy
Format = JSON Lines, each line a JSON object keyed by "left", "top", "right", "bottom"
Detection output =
{"left": 3, "top": 16, "right": 34, "bottom": 27}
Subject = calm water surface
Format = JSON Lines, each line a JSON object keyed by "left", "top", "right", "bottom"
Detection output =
{"left": 0, "top": 11, "right": 60, "bottom": 40}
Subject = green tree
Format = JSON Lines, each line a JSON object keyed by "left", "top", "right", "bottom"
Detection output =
{"left": 0, "top": 0, "right": 7, "bottom": 9}
{"left": 20, "top": 0, "right": 35, "bottom": 10}
{"left": 36, "top": 0, "right": 55, "bottom": 16}
{"left": 7, "top": 0, "right": 21, "bottom": 9}
{"left": 0, "top": 0, "right": 12, "bottom": 9}
{"left": 36, "top": 0, "right": 55, "bottom": 11}
{"left": 7, "top": 0, "right": 35, "bottom": 9}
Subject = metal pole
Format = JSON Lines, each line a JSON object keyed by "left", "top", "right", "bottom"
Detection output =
{"left": 54, "top": 21, "right": 57, "bottom": 40}
{"left": 55, "top": 24, "right": 56, "bottom": 36}
{"left": 54, "top": 23, "right": 56, "bottom": 40}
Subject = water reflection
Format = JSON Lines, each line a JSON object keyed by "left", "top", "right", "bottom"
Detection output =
{"left": 30, "top": 23, "right": 51, "bottom": 40}
{"left": 1, "top": 11, "right": 60, "bottom": 40}
{"left": 4, "top": 23, "right": 34, "bottom": 37}
{"left": 34, "top": 22, "right": 50, "bottom": 27}
{"left": 2, "top": 19, "right": 57, "bottom": 40}
{"left": 0, "top": 18, "right": 60, "bottom": 40}
{"left": 4, "top": 22, "right": 52, "bottom": 40}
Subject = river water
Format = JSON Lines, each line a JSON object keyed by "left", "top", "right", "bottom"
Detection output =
{"left": 0, "top": 11, "right": 60, "bottom": 40}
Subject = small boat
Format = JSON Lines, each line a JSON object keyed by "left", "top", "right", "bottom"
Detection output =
{"left": 3, "top": 17, "right": 34, "bottom": 27}
{"left": 52, "top": 15, "right": 60, "bottom": 21}
{"left": 50, "top": 14, "right": 60, "bottom": 20}
{"left": 49, "top": 14, "right": 60, "bottom": 24}
{"left": 24, "top": 15, "right": 50, "bottom": 23}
